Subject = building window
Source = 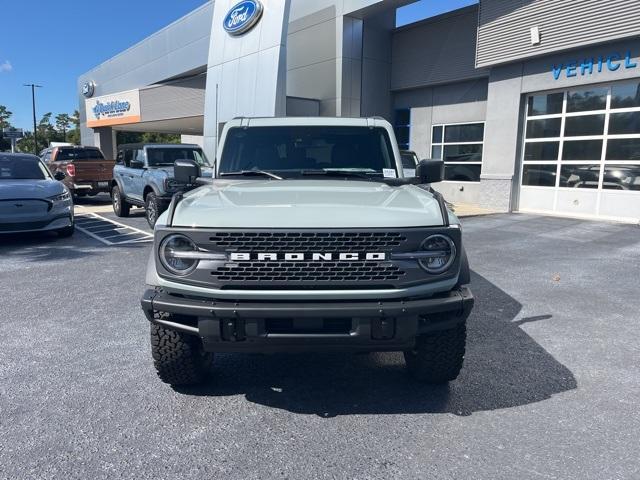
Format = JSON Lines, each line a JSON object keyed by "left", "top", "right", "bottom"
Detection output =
{"left": 394, "top": 109, "right": 411, "bottom": 150}
{"left": 431, "top": 122, "right": 484, "bottom": 182}
{"left": 522, "top": 81, "right": 640, "bottom": 191}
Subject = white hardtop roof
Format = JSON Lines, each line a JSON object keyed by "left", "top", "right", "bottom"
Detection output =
{"left": 226, "top": 117, "right": 392, "bottom": 128}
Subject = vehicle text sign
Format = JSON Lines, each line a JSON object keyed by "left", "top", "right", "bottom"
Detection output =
{"left": 85, "top": 89, "right": 141, "bottom": 128}
{"left": 552, "top": 50, "right": 638, "bottom": 80}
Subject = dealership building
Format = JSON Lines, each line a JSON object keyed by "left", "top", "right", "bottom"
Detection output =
{"left": 78, "top": 0, "right": 640, "bottom": 222}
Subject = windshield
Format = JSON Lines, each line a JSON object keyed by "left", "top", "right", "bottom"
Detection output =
{"left": 147, "top": 148, "right": 210, "bottom": 167}
{"left": 219, "top": 126, "right": 398, "bottom": 179}
{"left": 57, "top": 148, "right": 104, "bottom": 161}
{"left": 0, "top": 156, "right": 50, "bottom": 180}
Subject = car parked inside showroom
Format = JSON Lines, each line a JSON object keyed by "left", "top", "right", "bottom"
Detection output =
{"left": 0, "top": 153, "right": 74, "bottom": 236}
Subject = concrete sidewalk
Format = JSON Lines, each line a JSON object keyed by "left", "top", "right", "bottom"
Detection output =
{"left": 452, "top": 203, "right": 500, "bottom": 218}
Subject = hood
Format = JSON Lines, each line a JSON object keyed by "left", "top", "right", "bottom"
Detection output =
{"left": 0, "top": 179, "right": 64, "bottom": 200}
{"left": 169, "top": 179, "right": 446, "bottom": 228}
{"left": 155, "top": 166, "right": 214, "bottom": 178}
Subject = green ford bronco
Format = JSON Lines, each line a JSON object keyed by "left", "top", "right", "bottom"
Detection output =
{"left": 141, "top": 117, "right": 474, "bottom": 386}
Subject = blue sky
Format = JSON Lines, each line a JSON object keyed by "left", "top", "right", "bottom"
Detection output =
{"left": 0, "top": 0, "right": 207, "bottom": 130}
{"left": 0, "top": 0, "right": 477, "bottom": 131}
{"left": 396, "top": 0, "right": 477, "bottom": 27}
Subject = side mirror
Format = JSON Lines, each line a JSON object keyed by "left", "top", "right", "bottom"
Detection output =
{"left": 174, "top": 159, "right": 201, "bottom": 185}
{"left": 53, "top": 171, "right": 66, "bottom": 181}
{"left": 130, "top": 160, "right": 145, "bottom": 169}
{"left": 415, "top": 159, "right": 444, "bottom": 184}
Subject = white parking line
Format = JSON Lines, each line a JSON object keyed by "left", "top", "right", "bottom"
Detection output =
{"left": 75, "top": 206, "right": 153, "bottom": 246}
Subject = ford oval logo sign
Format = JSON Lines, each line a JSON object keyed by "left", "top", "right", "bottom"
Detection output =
{"left": 223, "top": 0, "right": 263, "bottom": 36}
{"left": 82, "top": 81, "right": 95, "bottom": 98}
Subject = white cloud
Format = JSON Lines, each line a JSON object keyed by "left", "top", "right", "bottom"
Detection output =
{"left": 0, "top": 60, "right": 13, "bottom": 73}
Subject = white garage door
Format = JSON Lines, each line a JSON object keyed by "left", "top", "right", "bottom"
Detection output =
{"left": 519, "top": 80, "right": 640, "bottom": 222}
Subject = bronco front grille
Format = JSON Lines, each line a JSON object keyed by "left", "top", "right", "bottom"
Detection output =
{"left": 208, "top": 231, "right": 407, "bottom": 252}
{"left": 155, "top": 227, "right": 462, "bottom": 290}
{"left": 211, "top": 261, "right": 405, "bottom": 284}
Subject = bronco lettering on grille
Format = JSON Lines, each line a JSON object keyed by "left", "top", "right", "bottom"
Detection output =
{"left": 229, "top": 252, "right": 387, "bottom": 262}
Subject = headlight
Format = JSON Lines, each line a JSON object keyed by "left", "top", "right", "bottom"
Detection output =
{"left": 48, "top": 191, "right": 71, "bottom": 203}
{"left": 159, "top": 234, "right": 199, "bottom": 276}
{"left": 419, "top": 234, "right": 456, "bottom": 274}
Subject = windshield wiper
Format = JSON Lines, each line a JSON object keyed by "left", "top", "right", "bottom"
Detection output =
{"left": 219, "top": 170, "right": 283, "bottom": 180}
{"left": 300, "top": 170, "right": 375, "bottom": 180}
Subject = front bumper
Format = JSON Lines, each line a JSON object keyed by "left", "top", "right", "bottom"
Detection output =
{"left": 72, "top": 182, "right": 111, "bottom": 194}
{"left": 157, "top": 196, "right": 174, "bottom": 209}
{"left": 141, "top": 287, "right": 474, "bottom": 353}
{"left": 0, "top": 213, "right": 73, "bottom": 234}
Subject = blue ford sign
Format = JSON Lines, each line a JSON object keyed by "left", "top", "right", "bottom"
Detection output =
{"left": 223, "top": 0, "right": 264, "bottom": 36}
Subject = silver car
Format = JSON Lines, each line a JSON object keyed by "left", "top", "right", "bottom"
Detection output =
{"left": 0, "top": 153, "right": 74, "bottom": 236}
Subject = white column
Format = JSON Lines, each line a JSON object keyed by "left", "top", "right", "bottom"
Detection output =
{"left": 203, "top": 0, "right": 292, "bottom": 161}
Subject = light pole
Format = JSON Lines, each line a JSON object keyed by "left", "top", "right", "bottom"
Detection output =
{"left": 24, "top": 84, "right": 43, "bottom": 155}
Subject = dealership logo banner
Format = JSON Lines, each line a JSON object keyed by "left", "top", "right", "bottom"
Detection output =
{"left": 85, "top": 89, "right": 141, "bottom": 128}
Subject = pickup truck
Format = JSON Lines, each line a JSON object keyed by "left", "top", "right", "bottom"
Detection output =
{"left": 42, "top": 146, "right": 114, "bottom": 198}
{"left": 141, "top": 117, "right": 474, "bottom": 387}
{"left": 111, "top": 143, "right": 212, "bottom": 227}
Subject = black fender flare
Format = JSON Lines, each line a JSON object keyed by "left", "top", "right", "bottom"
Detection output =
{"left": 456, "top": 245, "right": 471, "bottom": 287}
{"left": 111, "top": 177, "right": 125, "bottom": 197}
{"left": 143, "top": 184, "right": 163, "bottom": 202}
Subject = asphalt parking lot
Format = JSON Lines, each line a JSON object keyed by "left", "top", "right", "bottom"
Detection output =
{"left": 1, "top": 210, "right": 639, "bottom": 479}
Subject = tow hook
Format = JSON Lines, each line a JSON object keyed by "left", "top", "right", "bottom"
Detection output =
{"left": 221, "top": 318, "right": 246, "bottom": 342}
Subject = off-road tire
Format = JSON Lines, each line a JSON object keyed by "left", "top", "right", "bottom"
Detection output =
{"left": 150, "top": 323, "right": 213, "bottom": 386}
{"left": 404, "top": 323, "right": 466, "bottom": 384}
{"left": 57, "top": 225, "right": 75, "bottom": 238}
{"left": 145, "top": 192, "right": 159, "bottom": 228}
{"left": 112, "top": 185, "right": 130, "bottom": 217}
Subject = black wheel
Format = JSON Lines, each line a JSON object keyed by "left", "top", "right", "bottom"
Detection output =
{"left": 57, "top": 225, "right": 75, "bottom": 238}
{"left": 150, "top": 322, "right": 213, "bottom": 386}
{"left": 145, "top": 191, "right": 159, "bottom": 228}
{"left": 112, "top": 185, "right": 130, "bottom": 217}
{"left": 404, "top": 323, "right": 466, "bottom": 384}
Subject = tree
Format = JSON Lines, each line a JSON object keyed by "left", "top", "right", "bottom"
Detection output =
{"left": 67, "top": 110, "right": 81, "bottom": 145}
{"left": 71, "top": 110, "right": 80, "bottom": 129}
{"left": 116, "top": 131, "right": 181, "bottom": 145}
{"left": 0, "top": 105, "right": 12, "bottom": 129}
{"left": 0, "top": 105, "right": 13, "bottom": 151}
{"left": 37, "top": 112, "right": 58, "bottom": 147}
{"left": 55, "top": 113, "right": 72, "bottom": 142}
{"left": 141, "top": 132, "right": 181, "bottom": 144}
{"left": 17, "top": 112, "right": 60, "bottom": 153}
{"left": 67, "top": 128, "right": 81, "bottom": 146}
{"left": 16, "top": 132, "right": 38, "bottom": 154}
{"left": 10, "top": 109, "right": 85, "bottom": 152}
